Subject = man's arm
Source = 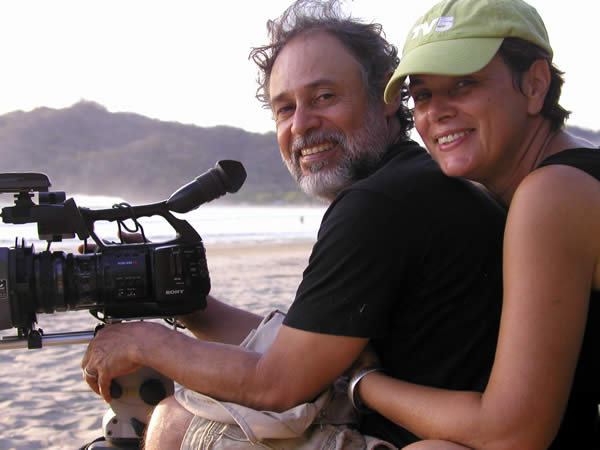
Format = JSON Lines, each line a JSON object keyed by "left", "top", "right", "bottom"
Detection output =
{"left": 83, "top": 191, "right": 386, "bottom": 410}
{"left": 82, "top": 320, "right": 367, "bottom": 411}
{"left": 177, "top": 295, "right": 263, "bottom": 345}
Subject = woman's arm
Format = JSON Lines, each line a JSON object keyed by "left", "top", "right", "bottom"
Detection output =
{"left": 358, "top": 165, "right": 600, "bottom": 449}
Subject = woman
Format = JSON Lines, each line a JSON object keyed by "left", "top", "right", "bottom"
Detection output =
{"left": 350, "top": 0, "right": 600, "bottom": 448}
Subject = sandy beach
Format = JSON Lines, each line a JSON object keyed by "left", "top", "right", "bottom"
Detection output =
{"left": 0, "top": 240, "right": 314, "bottom": 449}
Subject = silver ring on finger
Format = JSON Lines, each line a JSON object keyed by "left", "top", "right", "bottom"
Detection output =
{"left": 83, "top": 367, "right": 98, "bottom": 380}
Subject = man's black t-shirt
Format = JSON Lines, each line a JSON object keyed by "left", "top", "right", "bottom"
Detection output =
{"left": 284, "top": 141, "right": 506, "bottom": 446}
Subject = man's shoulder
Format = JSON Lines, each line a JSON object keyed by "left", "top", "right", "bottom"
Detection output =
{"left": 353, "top": 141, "right": 482, "bottom": 200}
{"left": 332, "top": 141, "right": 506, "bottom": 224}
{"left": 382, "top": 140, "right": 434, "bottom": 169}
{"left": 372, "top": 141, "right": 455, "bottom": 187}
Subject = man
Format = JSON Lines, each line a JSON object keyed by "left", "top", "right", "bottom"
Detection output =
{"left": 81, "top": 1, "right": 506, "bottom": 447}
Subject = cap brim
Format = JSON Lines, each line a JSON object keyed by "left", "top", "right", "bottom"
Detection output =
{"left": 384, "top": 37, "right": 503, "bottom": 103}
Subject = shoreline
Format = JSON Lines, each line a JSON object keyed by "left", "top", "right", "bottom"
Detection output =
{"left": 206, "top": 238, "right": 314, "bottom": 256}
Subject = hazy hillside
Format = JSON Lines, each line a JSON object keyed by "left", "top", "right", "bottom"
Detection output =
{"left": 568, "top": 125, "right": 600, "bottom": 147}
{"left": 0, "top": 101, "right": 308, "bottom": 205}
{"left": 1, "top": 101, "right": 598, "bottom": 205}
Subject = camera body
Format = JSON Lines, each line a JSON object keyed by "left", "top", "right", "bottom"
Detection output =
{"left": 0, "top": 161, "right": 246, "bottom": 334}
{"left": 0, "top": 241, "right": 210, "bottom": 331}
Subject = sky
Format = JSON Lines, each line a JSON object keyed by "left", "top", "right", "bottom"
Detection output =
{"left": 0, "top": 0, "right": 597, "bottom": 135}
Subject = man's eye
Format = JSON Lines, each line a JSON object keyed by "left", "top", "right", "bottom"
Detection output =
{"left": 275, "top": 105, "right": 294, "bottom": 118}
{"left": 316, "top": 93, "right": 334, "bottom": 102}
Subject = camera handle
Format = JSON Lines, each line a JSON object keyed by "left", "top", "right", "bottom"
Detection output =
{"left": 85, "top": 323, "right": 175, "bottom": 449}
{"left": 85, "top": 367, "right": 174, "bottom": 449}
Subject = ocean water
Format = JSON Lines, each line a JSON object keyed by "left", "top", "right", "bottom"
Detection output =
{"left": 0, "top": 194, "right": 327, "bottom": 249}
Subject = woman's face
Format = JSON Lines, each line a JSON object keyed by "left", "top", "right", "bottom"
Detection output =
{"left": 409, "top": 55, "right": 532, "bottom": 184}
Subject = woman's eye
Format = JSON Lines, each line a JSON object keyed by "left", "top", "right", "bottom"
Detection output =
{"left": 411, "top": 91, "right": 430, "bottom": 103}
{"left": 455, "top": 78, "right": 475, "bottom": 89}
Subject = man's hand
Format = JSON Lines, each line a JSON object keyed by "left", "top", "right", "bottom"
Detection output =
{"left": 81, "top": 321, "right": 166, "bottom": 402}
{"left": 77, "top": 231, "right": 145, "bottom": 254}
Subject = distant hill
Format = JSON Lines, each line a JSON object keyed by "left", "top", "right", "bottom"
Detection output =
{"left": 0, "top": 101, "right": 310, "bottom": 205}
{"left": 568, "top": 125, "right": 600, "bottom": 147}
{"left": 1, "top": 101, "right": 598, "bottom": 205}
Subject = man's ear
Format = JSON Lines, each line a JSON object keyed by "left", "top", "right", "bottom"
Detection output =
{"left": 382, "top": 71, "right": 403, "bottom": 117}
{"left": 522, "top": 59, "right": 551, "bottom": 116}
{"left": 384, "top": 90, "right": 404, "bottom": 117}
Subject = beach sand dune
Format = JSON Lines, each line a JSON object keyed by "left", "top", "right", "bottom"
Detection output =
{"left": 0, "top": 241, "right": 312, "bottom": 449}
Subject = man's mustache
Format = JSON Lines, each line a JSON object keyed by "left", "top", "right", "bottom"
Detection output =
{"left": 291, "top": 131, "right": 345, "bottom": 155}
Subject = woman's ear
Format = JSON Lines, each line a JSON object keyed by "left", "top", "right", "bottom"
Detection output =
{"left": 522, "top": 59, "right": 551, "bottom": 116}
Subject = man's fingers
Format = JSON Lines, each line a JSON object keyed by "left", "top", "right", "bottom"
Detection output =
{"left": 83, "top": 371, "right": 101, "bottom": 397}
{"left": 98, "top": 374, "right": 112, "bottom": 403}
{"left": 120, "top": 231, "right": 145, "bottom": 243}
{"left": 77, "top": 232, "right": 145, "bottom": 254}
{"left": 77, "top": 242, "right": 98, "bottom": 254}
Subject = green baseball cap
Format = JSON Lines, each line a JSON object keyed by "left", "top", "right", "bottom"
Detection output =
{"left": 384, "top": 0, "right": 552, "bottom": 103}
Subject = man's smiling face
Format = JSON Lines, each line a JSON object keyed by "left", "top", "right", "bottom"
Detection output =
{"left": 268, "top": 30, "right": 388, "bottom": 201}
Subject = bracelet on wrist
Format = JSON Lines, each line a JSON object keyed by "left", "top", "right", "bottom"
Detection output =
{"left": 348, "top": 366, "right": 380, "bottom": 413}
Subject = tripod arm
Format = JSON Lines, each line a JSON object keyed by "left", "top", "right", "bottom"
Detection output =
{"left": 0, "top": 330, "right": 95, "bottom": 349}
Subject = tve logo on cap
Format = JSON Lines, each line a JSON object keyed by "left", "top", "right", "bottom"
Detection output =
{"left": 410, "top": 17, "right": 455, "bottom": 40}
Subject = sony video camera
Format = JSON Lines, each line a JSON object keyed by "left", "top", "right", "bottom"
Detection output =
{"left": 0, "top": 160, "right": 246, "bottom": 338}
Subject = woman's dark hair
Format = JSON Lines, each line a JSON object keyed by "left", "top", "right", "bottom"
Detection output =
{"left": 498, "top": 38, "right": 570, "bottom": 131}
{"left": 249, "top": 0, "right": 413, "bottom": 139}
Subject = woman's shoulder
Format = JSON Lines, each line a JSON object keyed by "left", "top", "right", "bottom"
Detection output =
{"left": 516, "top": 160, "right": 600, "bottom": 216}
{"left": 538, "top": 146, "right": 600, "bottom": 181}
{"left": 508, "top": 154, "right": 600, "bottom": 264}
{"left": 519, "top": 141, "right": 600, "bottom": 198}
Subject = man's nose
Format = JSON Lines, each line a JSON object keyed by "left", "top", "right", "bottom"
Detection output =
{"left": 291, "top": 104, "right": 320, "bottom": 136}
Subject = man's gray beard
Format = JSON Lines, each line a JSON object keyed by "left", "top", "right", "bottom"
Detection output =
{"left": 284, "top": 107, "right": 390, "bottom": 202}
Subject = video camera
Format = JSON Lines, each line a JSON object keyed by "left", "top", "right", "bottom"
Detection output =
{"left": 0, "top": 160, "right": 247, "bottom": 449}
{"left": 0, "top": 160, "right": 246, "bottom": 344}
